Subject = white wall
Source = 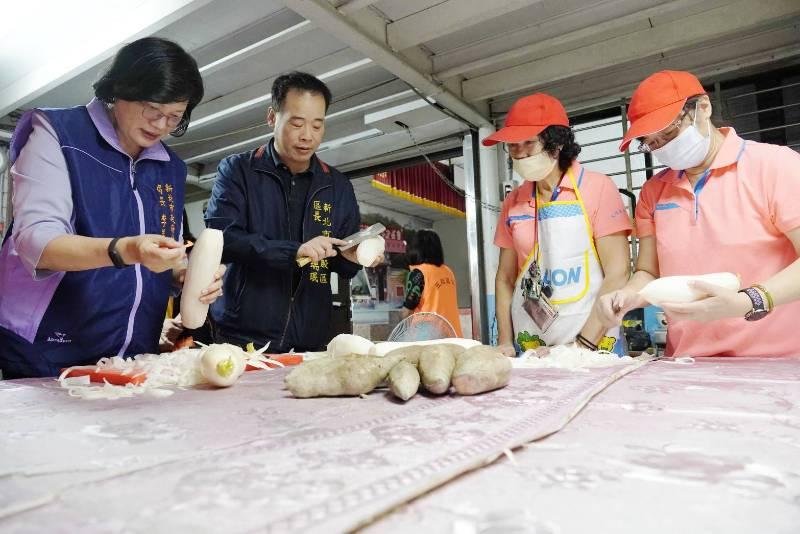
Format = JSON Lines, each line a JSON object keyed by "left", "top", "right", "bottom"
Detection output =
{"left": 432, "top": 217, "right": 471, "bottom": 308}
{"left": 184, "top": 199, "right": 207, "bottom": 238}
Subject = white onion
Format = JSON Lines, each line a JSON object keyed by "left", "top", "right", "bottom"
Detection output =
{"left": 355, "top": 236, "right": 385, "bottom": 267}
{"left": 199, "top": 344, "right": 247, "bottom": 387}
{"left": 327, "top": 334, "right": 374, "bottom": 357}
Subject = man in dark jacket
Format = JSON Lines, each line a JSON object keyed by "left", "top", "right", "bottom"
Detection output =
{"left": 205, "top": 72, "right": 367, "bottom": 352}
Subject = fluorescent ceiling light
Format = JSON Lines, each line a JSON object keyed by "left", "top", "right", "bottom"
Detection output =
{"left": 184, "top": 132, "right": 274, "bottom": 164}
{"left": 199, "top": 21, "right": 313, "bottom": 75}
{"left": 190, "top": 58, "right": 373, "bottom": 129}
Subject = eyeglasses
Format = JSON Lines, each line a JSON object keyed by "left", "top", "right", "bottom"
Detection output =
{"left": 140, "top": 102, "right": 184, "bottom": 129}
{"left": 503, "top": 138, "right": 544, "bottom": 156}
{"left": 636, "top": 105, "right": 697, "bottom": 153}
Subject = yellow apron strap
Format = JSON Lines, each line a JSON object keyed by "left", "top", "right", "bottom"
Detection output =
{"left": 567, "top": 167, "right": 600, "bottom": 264}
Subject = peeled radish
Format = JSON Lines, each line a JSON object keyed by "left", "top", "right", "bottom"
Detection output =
{"left": 180, "top": 229, "right": 224, "bottom": 329}
{"left": 639, "top": 272, "right": 740, "bottom": 305}
{"left": 199, "top": 343, "right": 246, "bottom": 387}
{"left": 370, "top": 338, "right": 480, "bottom": 357}
{"left": 327, "top": 333, "right": 374, "bottom": 357}
{"left": 356, "top": 236, "right": 385, "bottom": 267}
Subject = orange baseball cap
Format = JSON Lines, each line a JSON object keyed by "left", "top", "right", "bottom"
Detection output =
{"left": 619, "top": 70, "right": 706, "bottom": 152}
{"left": 482, "top": 93, "right": 569, "bottom": 146}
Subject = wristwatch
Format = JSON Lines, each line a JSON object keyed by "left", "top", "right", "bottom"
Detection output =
{"left": 739, "top": 287, "right": 769, "bottom": 321}
{"left": 107, "top": 237, "right": 130, "bottom": 269}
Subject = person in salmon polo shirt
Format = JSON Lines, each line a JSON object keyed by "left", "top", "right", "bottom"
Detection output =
{"left": 485, "top": 93, "right": 632, "bottom": 357}
{"left": 598, "top": 70, "right": 800, "bottom": 357}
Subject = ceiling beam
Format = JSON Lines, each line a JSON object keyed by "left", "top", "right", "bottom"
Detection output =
{"left": 336, "top": 0, "right": 382, "bottom": 15}
{"left": 284, "top": 0, "right": 490, "bottom": 128}
{"left": 434, "top": 0, "right": 715, "bottom": 79}
{"left": 0, "top": 0, "right": 214, "bottom": 118}
{"left": 386, "top": 0, "right": 542, "bottom": 51}
{"left": 462, "top": 0, "right": 800, "bottom": 101}
{"left": 198, "top": 20, "right": 313, "bottom": 77}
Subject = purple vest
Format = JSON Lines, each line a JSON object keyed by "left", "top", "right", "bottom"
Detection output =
{"left": 0, "top": 105, "right": 185, "bottom": 378}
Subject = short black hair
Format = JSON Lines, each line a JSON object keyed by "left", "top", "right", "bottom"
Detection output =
{"left": 272, "top": 71, "right": 332, "bottom": 112}
{"left": 93, "top": 37, "right": 204, "bottom": 137}
{"left": 539, "top": 125, "right": 581, "bottom": 173}
{"left": 407, "top": 230, "right": 444, "bottom": 267}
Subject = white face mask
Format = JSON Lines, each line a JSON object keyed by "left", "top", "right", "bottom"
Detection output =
{"left": 513, "top": 151, "right": 557, "bottom": 182}
{"left": 651, "top": 108, "right": 711, "bottom": 170}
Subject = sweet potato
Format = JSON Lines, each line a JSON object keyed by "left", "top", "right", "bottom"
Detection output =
{"left": 285, "top": 354, "right": 396, "bottom": 398}
{"left": 387, "top": 360, "right": 420, "bottom": 401}
{"left": 451, "top": 346, "right": 512, "bottom": 395}
{"left": 418, "top": 345, "right": 456, "bottom": 395}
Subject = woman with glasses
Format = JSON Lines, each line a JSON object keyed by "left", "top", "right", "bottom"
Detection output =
{"left": 598, "top": 70, "right": 800, "bottom": 357}
{"left": 0, "top": 37, "right": 224, "bottom": 378}
{"left": 485, "top": 94, "right": 632, "bottom": 356}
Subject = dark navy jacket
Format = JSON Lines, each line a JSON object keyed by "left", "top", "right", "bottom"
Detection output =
{"left": 0, "top": 101, "right": 184, "bottom": 378}
{"left": 205, "top": 143, "right": 361, "bottom": 352}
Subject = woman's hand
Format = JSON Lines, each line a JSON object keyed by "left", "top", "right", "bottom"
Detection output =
{"left": 120, "top": 235, "right": 186, "bottom": 273}
{"left": 496, "top": 342, "right": 517, "bottom": 357}
{"left": 596, "top": 287, "right": 646, "bottom": 327}
{"left": 659, "top": 280, "right": 752, "bottom": 322}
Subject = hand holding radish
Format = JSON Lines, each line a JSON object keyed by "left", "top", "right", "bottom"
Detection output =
{"left": 596, "top": 287, "right": 646, "bottom": 327}
{"left": 297, "top": 236, "right": 347, "bottom": 263}
{"left": 659, "top": 280, "right": 752, "bottom": 322}
{"left": 119, "top": 234, "right": 187, "bottom": 273}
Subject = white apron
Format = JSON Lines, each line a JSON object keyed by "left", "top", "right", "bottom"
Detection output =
{"left": 510, "top": 168, "right": 622, "bottom": 354}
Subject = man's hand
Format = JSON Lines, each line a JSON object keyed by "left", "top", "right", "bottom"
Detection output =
{"left": 340, "top": 247, "right": 384, "bottom": 267}
{"left": 297, "top": 236, "right": 347, "bottom": 263}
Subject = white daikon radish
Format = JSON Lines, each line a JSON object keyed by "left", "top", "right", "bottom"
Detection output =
{"left": 638, "top": 272, "right": 740, "bottom": 305}
{"left": 327, "top": 333, "right": 374, "bottom": 357}
{"left": 199, "top": 344, "right": 246, "bottom": 387}
{"left": 180, "top": 229, "right": 224, "bottom": 329}
{"left": 370, "top": 338, "right": 481, "bottom": 357}
{"left": 356, "top": 236, "right": 385, "bottom": 267}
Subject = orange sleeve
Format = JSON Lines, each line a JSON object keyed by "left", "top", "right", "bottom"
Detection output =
{"left": 591, "top": 174, "right": 633, "bottom": 239}
{"left": 635, "top": 179, "right": 659, "bottom": 238}
{"left": 493, "top": 194, "right": 515, "bottom": 249}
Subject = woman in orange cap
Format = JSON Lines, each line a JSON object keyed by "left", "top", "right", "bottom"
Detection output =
{"left": 485, "top": 93, "right": 632, "bottom": 356}
{"left": 598, "top": 70, "right": 800, "bottom": 357}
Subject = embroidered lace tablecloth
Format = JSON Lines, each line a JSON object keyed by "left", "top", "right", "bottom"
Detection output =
{"left": 365, "top": 357, "right": 800, "bottom": 534}
{"left": 0, "top": 360, "right": 644, "bottom": 533}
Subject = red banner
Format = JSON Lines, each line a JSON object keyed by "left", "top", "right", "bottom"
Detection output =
{"left": 372, "top": 162, "right": 465, "bottom": 217}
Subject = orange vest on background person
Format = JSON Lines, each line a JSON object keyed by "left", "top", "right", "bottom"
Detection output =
{"left": 409, "top": 263, "right": 464, "bottom": 337}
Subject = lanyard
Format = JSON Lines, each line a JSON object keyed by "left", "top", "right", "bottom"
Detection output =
{"left": 531, "top": 177, "right": 562, "bottom": 264}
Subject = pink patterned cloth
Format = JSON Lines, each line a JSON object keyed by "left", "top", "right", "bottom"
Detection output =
{"left": 369, "top": 357, "right": 800, "bottom": 534}
{"left": 0, "top": 362, "right": 642, "bottom": 532}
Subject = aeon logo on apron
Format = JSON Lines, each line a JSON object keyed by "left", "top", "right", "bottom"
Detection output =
{"left": 542, "top": 266, "right": 582, "bottom": 288}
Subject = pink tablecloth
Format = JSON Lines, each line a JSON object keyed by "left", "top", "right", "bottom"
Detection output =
{"left": 367, "top": 357, "right": 800, "bottom": 534}
{"left": 0, "top": 360, "right": 643, "bottom": 533}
